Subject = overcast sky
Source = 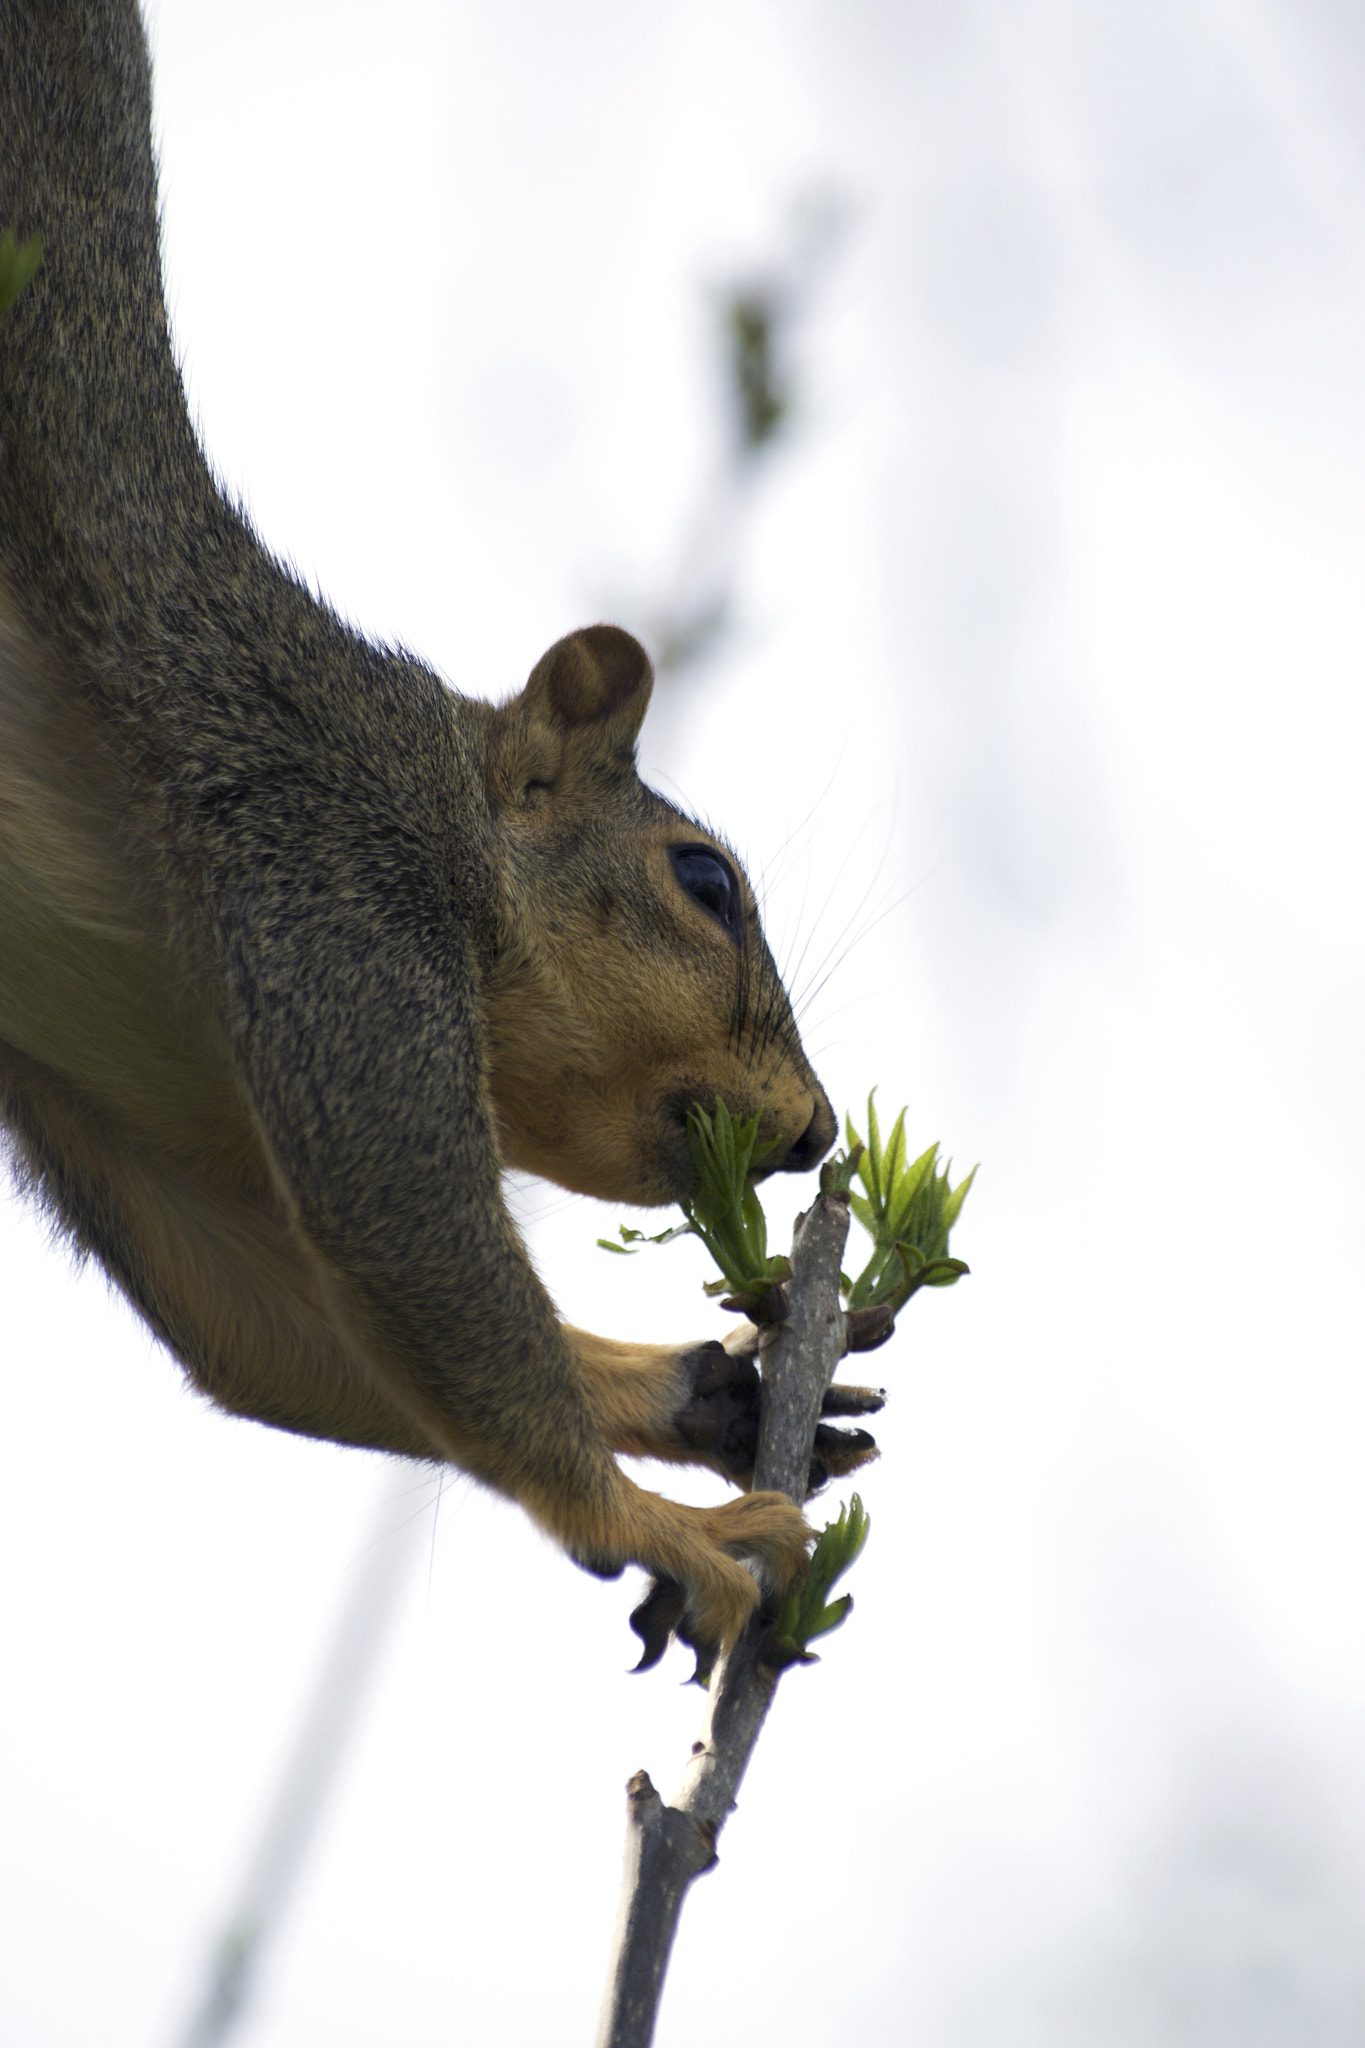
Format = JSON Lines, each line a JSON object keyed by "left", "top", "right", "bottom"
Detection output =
{"left": 4, "top": 1, "right": 1365, "bottom": 2043}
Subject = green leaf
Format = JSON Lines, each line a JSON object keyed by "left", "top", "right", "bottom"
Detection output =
{"left": 803, "top": 1594, "right": 853, "bottom": 1641}
{"left": 864, "top": 1091, "right": 884, "bottom": 1206}
{"left": 597, "top": 1218, "right": 696, "bottom": 1258}
{"left": 882, "top": 1107, "right": 907, "bottom": 1199}
{"left": 841, "top": 1098, "right": 976, "bottom": 1312}
{"left": 941, "top": 1164, "right": 977, "bottom": 1234}
{"left": 882, "top": 1143, "right": 938, "bottom": 1244}
{"left": 776, "top": 1582, "right": 802, "bottom": 1642}
{"left": 782, "top": 1494, "right": 871, "bottom": 1654}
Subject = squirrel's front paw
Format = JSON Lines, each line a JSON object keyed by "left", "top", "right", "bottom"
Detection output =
{"left": 675, "top": 1341, "right": 762, "bottom": 1479}
{"left": 675, "top": 1338, "right": 884, "bottom": 1496}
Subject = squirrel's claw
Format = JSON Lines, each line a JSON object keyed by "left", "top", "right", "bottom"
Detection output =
{"left": 630, "top": 1576, "right": 687, "bottom": 1672}
{"left": 813, "top": 1420, "right": 878, "bottom": 1467}
{"left": 806, "top": 1423, "right": 878, "bottom": 1497}
{"left": 627, "top": 1576, "right": 724, "bottom": 1685}
{"left": 819, "top": 1381, "right": 886, "bottom": 1417}
{"left": 677, "top": 1615, "right": 719, "bottom": 1688}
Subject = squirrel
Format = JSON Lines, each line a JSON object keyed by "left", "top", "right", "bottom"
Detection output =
{"left": 0, "top": 0, "right": 882, "bottom": 1660}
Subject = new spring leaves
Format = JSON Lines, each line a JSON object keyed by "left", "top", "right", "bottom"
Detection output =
{"left": 600, "top": 1095, "right": 975, "bottom": 1660}
{"left": 829, "top": 1097, "right": 975, "bottom": 1315}
{"left": 766, "top": 1492, "right": 871, "bottom": 1667}
{"left": 600, "top": 1092, "right": 975, "bottom": 1319}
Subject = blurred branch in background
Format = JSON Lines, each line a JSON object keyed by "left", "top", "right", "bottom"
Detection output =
{"left": 174, "top": 1467, "right": 427, "bottom": 2048}
{"left": 636, "top": 192, "right": 848, "bottom": 686}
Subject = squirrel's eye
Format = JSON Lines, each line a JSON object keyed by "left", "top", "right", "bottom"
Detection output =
{"left": 670, "top": 845, "right": 742, "bottom": 942}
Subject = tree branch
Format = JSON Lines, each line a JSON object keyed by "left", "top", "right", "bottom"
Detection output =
{"left": 595, "top": 1191, "right": 852, "bottom": 2048}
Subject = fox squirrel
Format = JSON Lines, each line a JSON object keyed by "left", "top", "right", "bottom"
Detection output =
{"left": 0, "top": 0, "right": 878, "bottom": 1656}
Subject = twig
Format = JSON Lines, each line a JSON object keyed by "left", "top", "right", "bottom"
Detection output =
{"left": 595, "top": 1192, "right": 851, "bottom": 2048}
{"left": 174, "top": 1466, "right": 424, "bottom": 2048}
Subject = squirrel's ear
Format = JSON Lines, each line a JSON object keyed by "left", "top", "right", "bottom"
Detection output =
{"left": 521, "top": 625, "right": 653, "bottom": 749}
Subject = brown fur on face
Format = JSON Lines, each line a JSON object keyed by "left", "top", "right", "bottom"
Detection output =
{"left": 0, "top": 2, "right": 854, "bottom": 1661}
{"left": 483, "top": 631, "right": 833, "bottom": 1205}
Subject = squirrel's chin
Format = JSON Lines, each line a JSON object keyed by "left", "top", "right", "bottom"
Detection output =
{"left": 496, "top": 1102, "right": 694, "bottom": 1209}
{"left": 591, "top": 1108, "right": 695, "bottom": 1210}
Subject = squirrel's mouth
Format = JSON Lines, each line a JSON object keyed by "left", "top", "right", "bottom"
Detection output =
{"left": 658, "top": 1083, "right": 835, "bottom": 1194}
{"left": 654, "top": 1088, "right": 709, "bottom": 1202}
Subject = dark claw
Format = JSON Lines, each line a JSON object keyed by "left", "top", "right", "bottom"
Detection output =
{"left": 820, "top": 1383, "right": 886, "bottom": 1418}
{"left": 630, "top": 1576, "right": 686, "bottom": 1672}
{"left": 813, "top": 1423, "right": 877, "bottom": 1464}
{"left": 676, "top": 1615, "right": 719, "bottom": 1688}
{"left": 845, "top": 1303, "right": 896, "bottom": 1353}
{"left": 807, "top": 1423, "right": 878, "bottom": 1497}
{"left": 630, "top": 1579, "right": 720, "bottom": 1683}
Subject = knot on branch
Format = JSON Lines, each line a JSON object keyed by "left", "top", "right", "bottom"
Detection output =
{"left": 625, "top": 1771, "right": 718, "bottom": 1878}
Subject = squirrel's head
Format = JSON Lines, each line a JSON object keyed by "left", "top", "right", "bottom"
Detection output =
{"left": 482, "top": 625, "right": 836, "bottom": 1206}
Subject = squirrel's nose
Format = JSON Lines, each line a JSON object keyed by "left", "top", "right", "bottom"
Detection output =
{"left": 777, "top": 1093, "right": 837, "bottom": 1175}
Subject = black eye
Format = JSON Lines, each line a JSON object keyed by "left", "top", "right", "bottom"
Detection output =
{"left": 670, "top": 845, "right": 743, "bottom": 942}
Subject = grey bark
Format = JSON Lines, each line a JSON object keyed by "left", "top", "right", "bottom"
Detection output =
{"left": 596, "top": 1192, "right": 852, "bottom": 2048}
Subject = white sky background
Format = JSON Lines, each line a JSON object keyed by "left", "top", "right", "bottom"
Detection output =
{"left": 3, "top": 0, "right": 1365, "bottom": 2042}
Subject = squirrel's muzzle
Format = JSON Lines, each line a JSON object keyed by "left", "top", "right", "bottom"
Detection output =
{"left": 763, "top": 1092, "right": 837, "bottom": 1178}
